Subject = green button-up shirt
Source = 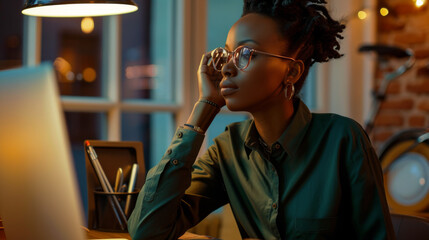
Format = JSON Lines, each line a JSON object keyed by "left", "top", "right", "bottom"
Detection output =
{"left": 128, "top": 100, "right": 395, "bottom": 240}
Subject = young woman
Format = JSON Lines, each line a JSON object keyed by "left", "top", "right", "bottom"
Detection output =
{"left": 128, "top": 0, "right": 395, "bottom": 239}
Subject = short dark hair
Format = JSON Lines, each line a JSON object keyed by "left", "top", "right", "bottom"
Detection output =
{"left": 242, "top": 0, "right": 345, "bottom": 94}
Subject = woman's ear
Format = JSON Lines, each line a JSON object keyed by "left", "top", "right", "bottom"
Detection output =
{"left": 287, "top": 60, "right": 304, "bottom": 84}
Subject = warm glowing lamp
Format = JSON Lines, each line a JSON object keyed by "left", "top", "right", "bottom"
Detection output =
{"left": 22, "top": 0, "right": 138, "bottom": 17}
{"left": 415, "top": 0, "right": 426, "bottom": 8}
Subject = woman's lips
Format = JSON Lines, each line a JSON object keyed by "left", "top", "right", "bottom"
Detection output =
{"left": 221, "top": 87, "right": 239, "bottom": 96}
{"left": 220, "top": 78, "right": 238, "bottom": 96}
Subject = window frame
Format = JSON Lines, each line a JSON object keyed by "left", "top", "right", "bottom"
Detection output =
{"left": 22, "top": 0, "right": 208, "bottom": 166}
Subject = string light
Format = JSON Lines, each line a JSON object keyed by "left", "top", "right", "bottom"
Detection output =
{"left": 358, "top": 10, "right": 368, "bottom": 20}
{"left": 380, "top": 7, "right": 389, "bottom": 16}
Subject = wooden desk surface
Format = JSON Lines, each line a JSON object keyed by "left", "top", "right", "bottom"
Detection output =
{"left": 87, "top": 230, "right": 216, "bottom": 239}
{"left": 87, "top": 230, "right": 131, "bottom": 239}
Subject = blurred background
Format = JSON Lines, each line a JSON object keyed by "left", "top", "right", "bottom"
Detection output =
{"left": 1, "top": 0, "right": 428, "bottom": 239}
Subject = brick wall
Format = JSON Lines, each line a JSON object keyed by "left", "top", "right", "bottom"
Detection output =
{"left": 372, "top": 0, "right": 429, "bottom": 150}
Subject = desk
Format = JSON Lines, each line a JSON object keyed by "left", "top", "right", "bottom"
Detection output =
{"left": 87, "top": 230, "right": 216, "bottom": 239}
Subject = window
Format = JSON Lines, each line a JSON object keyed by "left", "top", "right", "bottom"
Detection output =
{"left": 22, "top": 0, "right": 181, "bottom": 217}
{"left": 0, "top": 1, "right": 23, "bottom": 70}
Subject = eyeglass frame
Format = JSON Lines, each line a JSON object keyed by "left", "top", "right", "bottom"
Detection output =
{"left": 211, "top": 45, "right": 297, "bottom": 72}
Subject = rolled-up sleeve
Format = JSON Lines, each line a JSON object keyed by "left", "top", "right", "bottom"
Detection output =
{"left": 128, "top": 127, "right": 227, "bottom": 240}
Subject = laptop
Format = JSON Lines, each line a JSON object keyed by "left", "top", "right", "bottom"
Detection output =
{"left": 0, "top": 63, "right": 86, "bottom": 240}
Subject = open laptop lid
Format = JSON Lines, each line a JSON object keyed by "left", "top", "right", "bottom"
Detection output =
{"left": 0, "top": 63, "right": 85, "bottom": 240}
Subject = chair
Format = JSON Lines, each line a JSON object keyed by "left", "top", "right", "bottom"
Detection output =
{"left": 391, "top": 213, "right": 429, "bottom": 240}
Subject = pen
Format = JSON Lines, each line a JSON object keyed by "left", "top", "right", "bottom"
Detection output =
{"left": 86, "top": 141, "right": 128, "bottom": 230}
{"left": 114, "top": 168, "right": 123, "bottom": 192}
{"left": 124, "top": 163, "right": 138, "bottom": 216}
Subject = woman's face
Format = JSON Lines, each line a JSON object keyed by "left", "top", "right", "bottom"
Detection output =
{"left": 220, "top": 13, "right": 292, "bottom": 112}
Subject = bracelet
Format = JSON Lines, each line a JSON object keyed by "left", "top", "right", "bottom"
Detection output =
{"left": 184, "top": 123, "right": 204, "bottom": 133}
{"left": 198, "top": 99, "right": 221, "bottom": 109}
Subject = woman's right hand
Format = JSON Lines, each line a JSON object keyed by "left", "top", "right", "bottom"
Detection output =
{"left": 197, "top": 52, "right": 225, "bottom": 107}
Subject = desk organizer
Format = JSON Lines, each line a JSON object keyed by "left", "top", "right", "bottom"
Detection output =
{"left": 84, "top": 140, "right": 146, "bottom": 232}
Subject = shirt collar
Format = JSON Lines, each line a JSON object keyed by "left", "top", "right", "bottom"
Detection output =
{"left": 244, "top": 99, "right": 312, "bottom": 158}
{"left": 244, "top": 120, "right": 260, "bottom": 157}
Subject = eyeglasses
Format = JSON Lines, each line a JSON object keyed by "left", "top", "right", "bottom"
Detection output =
{"left": 211, "top": 45, "right": 297, "bottom": 72}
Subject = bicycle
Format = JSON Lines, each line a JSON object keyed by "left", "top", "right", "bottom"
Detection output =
{"left": 359, "top": 44, "right": 429, "bottom": 213}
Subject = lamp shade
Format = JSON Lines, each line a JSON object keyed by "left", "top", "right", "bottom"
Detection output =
{"left": 22, "top": 0, "right": 138, "bottom": 17}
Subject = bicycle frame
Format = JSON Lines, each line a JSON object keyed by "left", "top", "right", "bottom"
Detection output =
{"left": 358, "top": 44, "right": 416, "bottom": 133}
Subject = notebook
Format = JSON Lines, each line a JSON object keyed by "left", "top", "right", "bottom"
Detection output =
{"left": 0, "top": 63, "right": 86, "bottom": 240}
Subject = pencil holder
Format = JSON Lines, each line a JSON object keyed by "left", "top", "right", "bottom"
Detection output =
{"left": 93, "top": 189, "right": 140, "bottom": 232}
{"left": 84, "top": 140, "right": 146, "bottom": 232}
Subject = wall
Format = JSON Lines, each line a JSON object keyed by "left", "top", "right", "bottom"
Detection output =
{"left": 372, "top": 0, "right": 429, "bottom": 150}
{"left": 316, "top": 0, "right": 376, "bottom": 127}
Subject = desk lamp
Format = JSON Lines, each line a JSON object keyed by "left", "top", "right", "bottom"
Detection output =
{"left": 22, "top": 0, "right": 138, "bottom": 17}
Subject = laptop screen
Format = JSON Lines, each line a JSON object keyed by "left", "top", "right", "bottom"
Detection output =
{"left": 0, "top": 63, "right": 86, "bottom": 240}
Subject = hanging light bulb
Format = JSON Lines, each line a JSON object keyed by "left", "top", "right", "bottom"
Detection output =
{"left": 81, "top": 17, "right": 94, "bottom": 34}
{"left": 22, "top": 0, "right": 138, "bottom": 17}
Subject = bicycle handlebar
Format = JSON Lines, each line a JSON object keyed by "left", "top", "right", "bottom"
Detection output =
{"left": 358, "top": 44, "right": 412, "bottom": 58}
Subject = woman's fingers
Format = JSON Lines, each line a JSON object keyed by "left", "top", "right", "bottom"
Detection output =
{"left": 196, "top": 50, "right": 225, "bottom": 106}
{"left": 200, "top": 52, "right": 212, "bottom": 68}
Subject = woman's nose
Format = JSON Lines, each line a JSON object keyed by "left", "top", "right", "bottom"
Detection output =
{"left": 221, "top": 55, "right": 237, "bottom": 77}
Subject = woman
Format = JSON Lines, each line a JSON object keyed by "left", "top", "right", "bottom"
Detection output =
{"left": 128, "top": 0, "right": 395, "bottom": 239}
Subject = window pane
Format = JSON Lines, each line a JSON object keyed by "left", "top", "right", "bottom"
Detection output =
{"left": 121, "top": 0, "right": 175, "bottom": 101}
{"left": 122, "top": 112, "right": 174, "bottom": 170}
{"left": 0, "top": 1, "right": 23, "bottom": 70}
{"left": 41, "top": 17, "right": 103, "bottom": 97}
{"left": 207, "top": 0, "right": 242, "bottom": 51}
{"left": 65, "top": 111, "right": 106, "bottom": 220}
{"left": 207, "top": 113, "right": 248, "bottom": 147}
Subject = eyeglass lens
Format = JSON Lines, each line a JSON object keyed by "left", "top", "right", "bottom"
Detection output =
{"left": 236, "top": 47, "right": 251, "bottom": 70}
{"left": 211, "top": 48, "right": 228, "bottom": 71}
{"left": 211, "top": 46, "right": 253, "bottom": 71}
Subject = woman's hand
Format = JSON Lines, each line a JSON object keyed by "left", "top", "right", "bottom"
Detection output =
{"left": 197, "top": 52, "right": 225, "bottom": 107}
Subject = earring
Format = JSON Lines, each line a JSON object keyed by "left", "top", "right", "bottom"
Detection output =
{"left": 284, "top": 81, "right": 295, "bottom": 100}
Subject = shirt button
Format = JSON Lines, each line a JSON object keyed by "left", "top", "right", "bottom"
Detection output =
{"left": 274, "top": 144, "right": 281, "bottom": 149}
{"left": 272, "top": 203, "right": 277, "bottom": 209}
{"left": 166, "top": 149, "right": 172, "bottom": 155}
{"left": 172, "top": 159, "right": 179, "bottom": 165}
{"left": 177, "top": 132, "right": 183, "bottom": 138}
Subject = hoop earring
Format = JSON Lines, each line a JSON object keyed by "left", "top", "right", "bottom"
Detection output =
{"left": 285, "top": 81, "right": 295, "bottom": 100}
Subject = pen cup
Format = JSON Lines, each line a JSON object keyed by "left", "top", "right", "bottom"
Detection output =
{"left": 93, "top": 189, "right": 140, "bottom": 232}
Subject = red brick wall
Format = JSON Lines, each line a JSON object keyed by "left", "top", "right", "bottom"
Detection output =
{"left": 372, "top": 0, "right": 429, "bottom": 150}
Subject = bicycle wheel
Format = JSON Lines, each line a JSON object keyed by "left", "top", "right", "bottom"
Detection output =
{"left": 379, "top": 129, "right": 429, "bottom": 212}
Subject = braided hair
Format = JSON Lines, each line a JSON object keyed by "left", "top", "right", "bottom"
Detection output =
{"left": 242, "top": 0, "right": 345, "bottom": 94}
